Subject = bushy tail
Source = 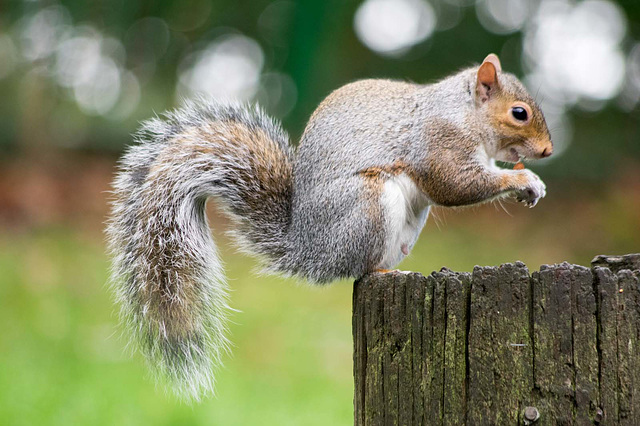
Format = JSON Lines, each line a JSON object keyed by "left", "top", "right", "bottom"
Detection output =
{"left": 106, "top": 99, "right": 294, "bottom": 401}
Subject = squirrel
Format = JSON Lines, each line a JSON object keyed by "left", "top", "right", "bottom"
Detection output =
{"left": 106, "top": 53, "right": 553, "bottom": 401}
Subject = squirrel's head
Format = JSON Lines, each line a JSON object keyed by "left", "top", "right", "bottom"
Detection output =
{"left": 475, "top": 53, "right": 553, "bottom": 163}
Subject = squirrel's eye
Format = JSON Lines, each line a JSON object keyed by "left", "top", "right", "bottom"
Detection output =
{"left": 511, "top": 106, "right": 528, "bottom": 122}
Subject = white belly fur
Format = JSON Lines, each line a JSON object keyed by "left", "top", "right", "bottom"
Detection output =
{"left": 378, "top": 173, "right": 430, "bottom": 269}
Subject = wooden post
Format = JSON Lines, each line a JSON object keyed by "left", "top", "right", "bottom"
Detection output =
{"left": 353, "top": 254, "right": 640, "bottom": 425}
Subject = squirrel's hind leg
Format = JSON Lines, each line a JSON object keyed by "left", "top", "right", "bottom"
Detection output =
{"left": 286, "top": 176, "right": 387, "bottom": 283}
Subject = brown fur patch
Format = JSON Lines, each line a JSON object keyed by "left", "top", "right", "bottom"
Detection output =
{"left": 150, "top": 121, "right": 293, "bottom": 219}
{"left": 357, "top": 160, "right": 410, "bottom": 179}
{"left": 358, "top": 168, "right": 385, "bottom": 214}
{"left": 411, "top": 119, "right": 501, "bottom": 206}
{"left": 487, "top": 92, "right": 553, "bottom": 157}
{"left": 499, "top": 169, "right": 529, "bottom": 191}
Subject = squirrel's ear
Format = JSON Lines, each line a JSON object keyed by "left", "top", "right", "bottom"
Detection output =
{"left": 482, "top": 53, "right": 502, "bottom": 73}
{"left": 476, "top": 56, "right": 500, "bottom": 103}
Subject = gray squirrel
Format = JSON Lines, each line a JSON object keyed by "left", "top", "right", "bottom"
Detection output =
{"left": 106, "top": 53, "right": 553, "bottom": 400}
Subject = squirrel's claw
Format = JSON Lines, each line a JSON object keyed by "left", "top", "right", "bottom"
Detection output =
{"left": 514, "top": 169, "right": 546, "bottom": 208}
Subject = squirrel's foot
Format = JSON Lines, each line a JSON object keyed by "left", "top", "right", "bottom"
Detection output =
{"left": 373, "top": 268, "right": 413, "bottom": 275}
{"left": 514, "top": 169, "right": 546, "bottom": 208}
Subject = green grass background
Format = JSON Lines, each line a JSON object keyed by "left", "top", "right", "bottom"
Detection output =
{"left": 0, "top": 187, "right": 638, "bottom": 425}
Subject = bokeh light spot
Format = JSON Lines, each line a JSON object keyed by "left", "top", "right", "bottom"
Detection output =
{"left": 477, "top": 0, "right": 531, "bottom": 34}
{"left": 354, "top": 0, "right": 436, "bottom": 57}
{"left": 524, "top": 0, "right": 627, "bottom": 106}
{"left": 178, "top": 34, "right": 264, "bottom": 102}
{"left": 19, "top": 5, "right": 70, "bottom": 62}
{"left": 54, "top": 27, "right": 126, "bottom": 116}
{"left": 256, "top": 72, "right": 298, "bottom": 118}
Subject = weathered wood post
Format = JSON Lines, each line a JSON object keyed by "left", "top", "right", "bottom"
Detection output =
{"left": 353, "top": 254, "right": 640, "bottom": 425}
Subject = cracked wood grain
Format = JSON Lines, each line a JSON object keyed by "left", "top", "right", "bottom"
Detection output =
{"left": 353, "top": 254, "right": 640, "bottom": 425}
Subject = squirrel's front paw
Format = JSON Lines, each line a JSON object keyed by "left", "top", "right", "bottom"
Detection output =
{"left": 514, "top": 170, "right": 546, "bottom": 208}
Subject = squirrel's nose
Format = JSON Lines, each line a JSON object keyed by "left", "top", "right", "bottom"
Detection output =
{"left": 540, "top": 147, "right": 553, "bottom": 158}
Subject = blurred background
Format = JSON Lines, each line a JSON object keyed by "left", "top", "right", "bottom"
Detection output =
{"left": 0, "top": 0, "right": 638, "bottom": 424}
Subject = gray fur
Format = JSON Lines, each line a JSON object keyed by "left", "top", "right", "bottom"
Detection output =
{"left": 106, "top": 99, "right": 293, "bottom": 400}
{"left": 107, "top": 64, "right": 550, "bottom": 400}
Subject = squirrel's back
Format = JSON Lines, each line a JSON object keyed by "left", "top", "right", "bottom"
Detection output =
{"left": 295, "top": 80, "right": 420, "bottom": 187}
